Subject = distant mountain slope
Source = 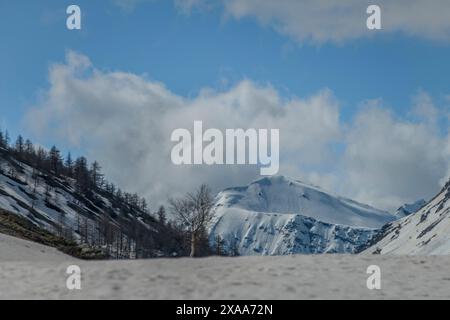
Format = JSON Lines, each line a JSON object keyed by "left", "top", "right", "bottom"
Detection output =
{"left": 394, "top": 199, "right": 427, "bottom": 219}
{"left": 362, "top": 180, "right": 450, "bottom": 255}
{"left": 210, "top": 176, "right": 396, "bottom": 255}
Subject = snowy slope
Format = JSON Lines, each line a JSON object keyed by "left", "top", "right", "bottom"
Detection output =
{"left": 0, "top": 155, "right": 131, "bottom": 238}
{"left": 363, "top": 180, "right": 450, "bottom": 255}
{"left": 0, "top": 160, "right": 98, "bottom": 234}
{"left": 394, "top": 199, "right": 426, "bottom": 219}
{"left": 210, "top": 176, "right": 396, "bottom": 255}
{"left": 0, "top": 149, "right": 166, "bottom": 259}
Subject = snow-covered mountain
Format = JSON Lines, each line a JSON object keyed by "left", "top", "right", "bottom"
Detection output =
{"left": 362, "top": 180, "right": 450, "bottom": 255}
{"left": 394, "top": 199, "right": 427, "bottom": 219}
{"left": 209, "top": 176, "right": 396, "bottom": 255}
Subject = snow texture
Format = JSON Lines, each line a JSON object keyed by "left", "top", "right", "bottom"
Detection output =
{"left": 0, "top": 241, "right": 449, "bottom": 299}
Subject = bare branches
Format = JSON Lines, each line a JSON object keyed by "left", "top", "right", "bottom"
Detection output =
{"left": 169, "top": 184, "right": 215, "bottom": 257}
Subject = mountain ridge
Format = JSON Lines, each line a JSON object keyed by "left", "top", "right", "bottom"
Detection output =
{"left": 210, "top": 175, "right": 396, "bottom": 255}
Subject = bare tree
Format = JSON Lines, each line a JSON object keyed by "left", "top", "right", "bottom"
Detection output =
{"left": 169, "top": 184, "right": 214, "bottom": 257}
{"left": 214, "top": 234, "right": 226, "bottom": 256}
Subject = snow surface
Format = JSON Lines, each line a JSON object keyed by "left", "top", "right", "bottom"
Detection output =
{"left": 364, "top": 182, "right": 450, "bottom": 255}
{"left": 1, "top": 232, "right": 449, "bottom": 299}
{"left": 210, "top": 176, "right": 396, "bottom": 255}
{"left": 1, "top": 248, "right": 449, "bottom": 299}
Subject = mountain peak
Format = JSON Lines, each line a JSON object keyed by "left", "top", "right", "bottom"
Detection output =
{"left": 217, "top": 175, "right": 394, "bottom": 229}
{"left": 210, "top": 175, "right": 396, "bottom": 256}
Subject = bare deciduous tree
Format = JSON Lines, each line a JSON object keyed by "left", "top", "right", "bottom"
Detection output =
{"left": 169, "top": 184, "right": 214, "bottom": 257}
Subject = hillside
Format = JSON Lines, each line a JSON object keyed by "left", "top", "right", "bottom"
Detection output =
{"left": 0, "top": 145, "right": 185, "bottom": 259}
{"left": 363, "top": 180, "right": 450, "bottom": 255}
{"left": 0, "top": 208, "right": 108, "bottom": 259}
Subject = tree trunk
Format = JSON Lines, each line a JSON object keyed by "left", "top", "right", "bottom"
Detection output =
{"left": 190, "top": 232, "right": 196, "bottom": 258}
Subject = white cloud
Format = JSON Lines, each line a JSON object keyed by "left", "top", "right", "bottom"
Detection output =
{"left": 412, "top": 90, "right": 438, "bottom": 123}
{"left": 25, "top": 51, "right": 340, "bottom": 207}
{"left": 111, "top": 1, "right": 450, "bottom": 42}
{"left": 174, "top": 0, "right": 213, "bottom": 15}
{"left": 25, "top": 52, "right": 450, "bottom": 212}
{"left": 179, "top": 0, "right": 450, "bottom": 44}
{"left": 342, "top": 103, "right": 449, "bottom": 210}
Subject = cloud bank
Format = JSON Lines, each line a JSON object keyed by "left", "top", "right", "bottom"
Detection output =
{"left": 176, "top": 0, "right": 450, "bottom": 44}
{"left": 25, "top": 52, "right": 450, "bottom": 211}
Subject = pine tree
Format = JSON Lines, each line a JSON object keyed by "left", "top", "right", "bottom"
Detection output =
{"left": 140, "top": 198, "right": 148, "bottom": 214}
{"left": 4, "top": 130, "right": 10, "bottom": 148}
{"left": 36, "top": 147, "right": 47, "bottom": 168}
{"left": 49, "top": 146, "right": 63, "bottom": 175}
{"left": 157, "top": 205, "right": 167, "bottom": 225}
{"left": 64, "top": 152, "right": 74, "bottom": 177}
{"left": 0, "top": 130, "right": 5, "bottom": 148}
{"left": 116, "top": 188, "right": 123, "bottom": 201}
{"left": 15, "top": 135, "right": 24, "bottom": 154}
{"left": 25, "top": 139, "right": 33, "bottom": 152}
{"left": 89, "top": 161, "right": 103, "bottom": 190}
{"left": 74, "top": 156, "right": 89, "bottom": 193}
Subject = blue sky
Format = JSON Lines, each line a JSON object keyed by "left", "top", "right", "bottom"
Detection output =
{"left": 2, "top": 0, "right": 450, "bottom": 137}
{"left": 1, "top": 0, "right": 450, "bottom": 209}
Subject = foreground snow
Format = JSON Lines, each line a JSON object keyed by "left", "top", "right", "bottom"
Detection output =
{"left": 1, "top": 235, "right": 450, "bottom": 299}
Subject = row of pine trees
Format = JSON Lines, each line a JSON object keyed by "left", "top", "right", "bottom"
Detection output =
{"left": 1, "top": 130, "right": 151, "bottom": 219}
